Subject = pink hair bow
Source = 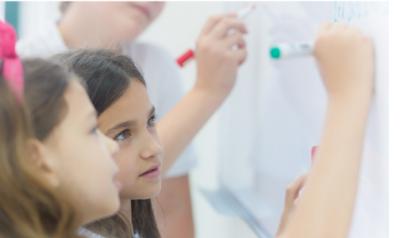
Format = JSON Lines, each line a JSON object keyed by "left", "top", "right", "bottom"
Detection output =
{"left": 0, "top": 20, "right": 24, "bottom": 100}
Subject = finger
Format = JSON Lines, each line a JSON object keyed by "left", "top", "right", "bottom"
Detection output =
{"left": 230, "top": 47, "right": 247, "bottom": 65}
{"left": 201, "top": 13, "right": 237, "bottom": 35}
{"left": 292, "top": 175, "right": 307, "bottom": 197}
{"left": 224, "top": 32, "right": 246, "bottom": 49}
{"left": 211, "top": 18, "right": 247, "bottom": 39}
{"left": 285, "top": 174, "right": 307, "bottom": 203}
{"left": 347, "top": 25, "right": 365, "bottom": 37}
{"left": 238, "top": 49, "right": 247, "bottom": 65}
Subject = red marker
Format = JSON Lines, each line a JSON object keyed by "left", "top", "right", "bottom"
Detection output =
{"left": 176, "top": 4, "right": 255, "bottom": 68}
{"left": 176, "top": 49, "right": 195, "bottom": 67}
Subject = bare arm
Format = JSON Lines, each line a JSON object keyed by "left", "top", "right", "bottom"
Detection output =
{"left": 157, "top": 14, "right": 248, "bottom": 173}
{"left": 278, "top": 23, "right": 374, "bottom": 238}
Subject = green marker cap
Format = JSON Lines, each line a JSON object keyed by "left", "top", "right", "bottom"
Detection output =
{"left": 270, "top": 47, "right": 281, "bottom": 59}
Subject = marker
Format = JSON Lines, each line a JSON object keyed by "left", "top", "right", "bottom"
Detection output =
{"left": 176, "top": 4, "right": 256, "bottom": 68}
{"left": 269, "top": 43, "right": 313, "bottom": 60}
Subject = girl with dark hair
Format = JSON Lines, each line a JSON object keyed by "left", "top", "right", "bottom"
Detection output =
{"left": 53, "top": 49, "right": 161, "bottom": 238}
{"left": 53, "top": 21, "right": 374, "bottom": 238}
{"left": 18, "top": 4, "right": 248, "bottom": 237}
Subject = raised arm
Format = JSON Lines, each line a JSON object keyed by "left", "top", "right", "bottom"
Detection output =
{"left": 157, "top": 13, "right": 248, "bottom": 173}
{"left": 278, "top": 23, "right": 374, "bottom": 238}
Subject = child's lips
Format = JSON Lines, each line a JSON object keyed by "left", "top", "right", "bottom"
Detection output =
{"left": 139, "top": 165, "right": 161, "bottom": 179}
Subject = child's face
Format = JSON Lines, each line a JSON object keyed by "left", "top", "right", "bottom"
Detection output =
{"left": 98, "top": 80, "right": 163, "bottom": 200}
{"left": 69, "top": 2, "right": 165, "bottom": 45}
{"left": 42, "top": 81, "right": 120, "bottom": 224}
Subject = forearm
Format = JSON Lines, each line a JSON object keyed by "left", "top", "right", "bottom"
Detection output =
{"left": 156, "top": 14, "right": 246, "bottom": 174}
{"left": 157, "top": 87, "right": 227, "bottom": 174}
{"left": 279, "top": 93, "right": 372, "bottom": 238}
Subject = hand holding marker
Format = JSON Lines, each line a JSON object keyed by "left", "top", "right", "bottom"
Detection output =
{"left": 176, "top": 4, "right": 256, "bottom": 67}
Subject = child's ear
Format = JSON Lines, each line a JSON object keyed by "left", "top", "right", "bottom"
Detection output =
{"left": 27, "top": 139, "right": 60, "bottom": 188}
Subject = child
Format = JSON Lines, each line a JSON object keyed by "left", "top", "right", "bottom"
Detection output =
{"left": 23, "top": 58, "right": 121, "bottom": 228}
{"left": 17, "top": 3, "right": 247, "bottom": 237}
{"left": 0, "top": 20, "right": 120, "bottom": 237}
{"left": 19, "top": 2, "right": 246, "bottom": 238}
{"left": 0, "top": 67, "right": 71, "bottom": 238}
{"left": 53, "top": 49, "right": 163, "bottom": 238}
{"left": 53, "top": 21, "right": 373, "bottom": 238}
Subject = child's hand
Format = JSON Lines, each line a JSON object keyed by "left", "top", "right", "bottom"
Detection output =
{"left": 314, "top": 23, "right": 374, "bottom": 101}
{"left": 194, "top": 13, "right": 248, "bottom": 98}
{"left": 276, "top": 174, "right": 308, "bottom": 237}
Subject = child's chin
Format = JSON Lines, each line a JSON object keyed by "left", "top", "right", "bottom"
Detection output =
{"left": 142, "top": 184, "right": 162, "bottom": 199}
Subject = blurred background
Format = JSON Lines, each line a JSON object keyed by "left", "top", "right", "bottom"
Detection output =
{"left": 1, "top": 2, "right": 388, "bottom": 238}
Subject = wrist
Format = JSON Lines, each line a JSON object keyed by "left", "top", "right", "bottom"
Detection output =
{"left": 328, "top": 89, "right": 373, "bottom": 105}
{"left": 193, "top": 73, "right": 235, "bottom": 97}
{"left": 327, "top": 91, "right": 373, "bottom": 120}
{"left": 190, "top": 85, "right": 229, "bottom": 107}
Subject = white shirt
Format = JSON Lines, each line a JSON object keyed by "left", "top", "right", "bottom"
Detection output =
{"left": 17, "top": 22, "right": 197, "bottom": 178}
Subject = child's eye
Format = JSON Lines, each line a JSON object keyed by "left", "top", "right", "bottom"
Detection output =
{"left": 114, "top": 129, "right": 132, "bottom": 142}
{"left": 148, "top": 115, "right": 157, "bottom": 128}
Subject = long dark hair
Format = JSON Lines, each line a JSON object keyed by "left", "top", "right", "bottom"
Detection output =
{"left": 53, "top": 49, "right": 160, "bottom": 238}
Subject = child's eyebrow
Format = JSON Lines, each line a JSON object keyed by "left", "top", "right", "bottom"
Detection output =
{"left": 106, "top": 106, "right": 156, "bottom": 134}
{"left": 107, "top": 120, "right": 138, "bottom": 134}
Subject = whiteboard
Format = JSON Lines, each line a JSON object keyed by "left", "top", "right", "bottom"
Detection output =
{"left": 218, "top": 2, "right": 388, "bottom": 237}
